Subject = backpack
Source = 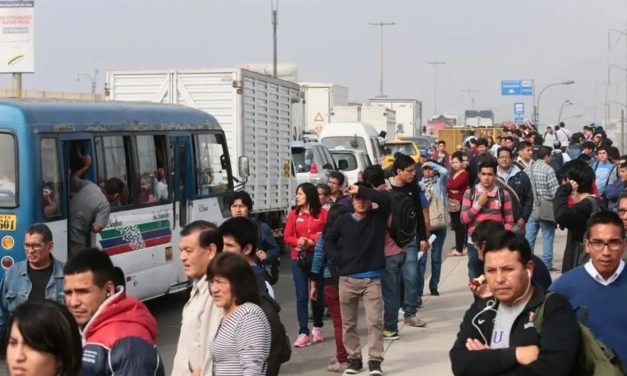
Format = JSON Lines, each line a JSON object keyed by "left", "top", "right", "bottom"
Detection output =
{"left": 256, "top": 221, "right": 280, "bottom": 285}
{"left": 255, "top": 274, "right": 291, "bottom": 376}
{"left": 535, "top": 292, "right": 626, "bottom": 376}
{"left": 387, "top": 183, "right": 418, "bottom": 247}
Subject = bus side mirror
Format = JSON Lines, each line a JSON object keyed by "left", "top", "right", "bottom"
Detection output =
{"left": 238, "top": 156, "right": 250, "bottom": 178}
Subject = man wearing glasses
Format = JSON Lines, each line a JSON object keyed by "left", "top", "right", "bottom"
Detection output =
{"left": 550, "top": 211, "right": 627, "bottom": 368}
{"left": 0, "top": 223, "right": 65, "bottom": 340}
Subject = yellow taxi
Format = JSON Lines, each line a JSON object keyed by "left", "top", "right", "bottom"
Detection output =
{"left": 382, "top": 140, "right": 420, "bottom": 169}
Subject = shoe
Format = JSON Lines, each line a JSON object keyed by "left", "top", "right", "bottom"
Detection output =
{"left": 383, "top": 330, "right": 399, "bottom": 340}
{"left": 430, "top": 288, "right": 440, "bottom": 296}
{"left": 327, "top": 360, "right": 348, "bottom": 373}
{"left": 548, "top": 266, "right": 559, "bottom": 272}
{"left": 417, "top": 299, "right": 423, "bottom": 308}
{"left": 404, "top": 315, "right": 427, "bottom": 327}
{"left": 368, "top": 360, "right": 383, "bottom": 376}
{"left": 293, "top": 333, "right": 312, "bottom": 347}
{"left": 312, "top": 327, "right": 325, "bottom": 343}
{"left": 345, "top": 358, "right": 363, "bottom": 374}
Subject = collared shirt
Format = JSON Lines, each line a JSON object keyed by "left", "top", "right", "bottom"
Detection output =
{"left": 584, "top": 260, "right": 625, "bottom": 286}
{"left": 517, "top": 157, "right": 532, "bottom": 169}
{"left": 527, "top": 160, "right": 559, "bottom": 202}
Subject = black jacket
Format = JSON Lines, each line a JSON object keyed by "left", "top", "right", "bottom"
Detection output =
{"left": 498, "top": 165, "right": 533, "bottom": 222}
{"left": 450, "top": 286, "right": 580, "bottom": 376}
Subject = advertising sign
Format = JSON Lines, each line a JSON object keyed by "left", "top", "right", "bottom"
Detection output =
{"left": 0, "top": 1, "right": 34, "bottom": 73}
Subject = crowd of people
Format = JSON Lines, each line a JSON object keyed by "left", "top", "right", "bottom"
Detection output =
{"left": 0, "top": 121, "right": 626, "bottom": 375}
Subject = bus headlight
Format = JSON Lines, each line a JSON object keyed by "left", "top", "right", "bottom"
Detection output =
{"left": 1, "top": 236, "right": 14, "bottom": 250}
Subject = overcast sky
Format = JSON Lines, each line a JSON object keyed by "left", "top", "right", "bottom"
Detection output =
{"left": 1, "top": 0, "right": 626, "bottom": 126}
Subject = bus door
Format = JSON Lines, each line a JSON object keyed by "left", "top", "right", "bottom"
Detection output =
{"left": 169, "top": 136, "right": 193, "bottom": 230}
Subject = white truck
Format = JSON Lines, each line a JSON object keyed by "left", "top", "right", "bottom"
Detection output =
{"left": 368, "top": 98, "right": 422, "bottom": 137}
{"left": 105, "top": 68, "right": 301, "bottom": 234}
{"left": 330, "top": 104, "right": 396, "bottom": 139}
{"left": 299, "top": 82, "right": 349, "bottom": 135}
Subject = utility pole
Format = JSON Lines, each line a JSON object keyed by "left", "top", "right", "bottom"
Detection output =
{"left": 368, "top": 21, "right": 395, "bottom": 97}
{"left": 271, "top": 0, "right": 279, "bottom": 78}
{"left": 621, "top": 109, "right": 625, "bottom": 152}
{"left": 608, "top": 26, "right": 627, "bottom": 127}
{"left": 77, "top": 68, "right": 100, "bottom": 96}
{"left": 425, "top": 61, "right": 446, "bottom": 115}
{"left": 462, "top": 89, "right": 477, "bottom": 110}
{"left": 11, "top": 73, "right": 22, "bottom": 98}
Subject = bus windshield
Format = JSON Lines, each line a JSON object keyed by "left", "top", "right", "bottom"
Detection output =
{"left": 0, "top": 133, "right": 16, "bottom": 207}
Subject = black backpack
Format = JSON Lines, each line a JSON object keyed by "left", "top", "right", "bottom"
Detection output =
{"left": 256, "top": 274, "right": 291, "bottom": 376}
{"left": 387, "top": 184, "right": 418, "bottom": 247}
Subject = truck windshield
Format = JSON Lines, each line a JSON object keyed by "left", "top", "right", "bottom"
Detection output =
{"left": 0, "top": 134, "right": 16, "bottom": 207}
{"left": 321, "top": 136, "right": 367, "bottom": 151}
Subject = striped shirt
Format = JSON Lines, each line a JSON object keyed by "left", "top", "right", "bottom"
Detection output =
{"left": 211, "top": 302, "right": 271, "bottom": 376}
{"left": 460, "top": 184, "right": 515, "bottom": 239}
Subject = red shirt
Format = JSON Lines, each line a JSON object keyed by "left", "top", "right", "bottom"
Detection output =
{"left": 447, "top": 169, "right": 470, "bottom": 202}
{"left": 283, "top": 207, "right": 328, "bottom": 260}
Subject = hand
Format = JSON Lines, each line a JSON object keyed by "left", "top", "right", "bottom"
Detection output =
{"left": 420, "top": 240, "right": 429, "bottom": 252}
{"left": 297, "top": 237, "right": 308, "bottom": 247}
{"left": 256, "top": 249, "right": 267, "bottom": 262}
{"left": 465, "top": 338, "right": 490, "bottom": 351}
{"left": 81, "top": 154, "right": 92, "bottom": 168}
{"left": 469, "top": 282, "right": 493, "bottom": 298}
{"left": 568, "top": 180, "right": 578, "bottom": 193}
{"left": 515, "top": 345, "right": 540, "bottom": 365}
{"left": 309, "top": 283, "right": 317, "bottom": 301}
{"left": 346, "top": 184, "right": 359, "bottom": 196}
{"left": 476, "top": 191, "right": 489, "bottom": 207}
{"left": 91, "top": 223, "right": 103, "bottom": 233}
{"left": 191, "top": 369, "right": 201, "bottom": 376}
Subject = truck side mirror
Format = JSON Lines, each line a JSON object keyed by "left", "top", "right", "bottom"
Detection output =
{"left": 238, "top": 156, "right": 250, "bottom": 178}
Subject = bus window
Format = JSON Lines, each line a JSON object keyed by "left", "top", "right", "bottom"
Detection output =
{"left": 136, "top": 135, "right": 169, "bottom": 204}
{"left": 193, "top": 133, "right": 229, "bottom": 196}
{"left": 0, "top": 133, "right": 16, "bottom": 207}
{"left": 95, "top": 136, "right": 132, "bottom": 207}
{"left": 40, "top": 138, "right": 62, "bottom": 218}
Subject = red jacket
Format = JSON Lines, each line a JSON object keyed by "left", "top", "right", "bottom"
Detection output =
{"left": 447, "top": 170, "right": 470, "bottom": 203}
{"left": 283, "top": 207, "right": 327, "bottom": 260}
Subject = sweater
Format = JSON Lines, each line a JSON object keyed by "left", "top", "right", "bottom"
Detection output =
{"left": 324, "top": 187, "right": 390, "bottom": 276}
{"left": 283, "top": 207, "right": 328, "bottom": 260}
{"left": 549, "top": 266, "right": 627, "bottom": 364}
{"left": 460, "top": 184, "right": 515, "bottom": 237}
{"left": 447, "top": 169, "right": 470, "bottom": 203}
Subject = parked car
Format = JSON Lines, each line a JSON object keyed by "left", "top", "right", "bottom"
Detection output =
{"left": 401, "top": 135, "right": 436, "bottom": 152}
{"left": 381, "top": 140, "right": 420, "bottom": 170}
{"left": 291, "top": 141, "right": 337, "bottom": 187}
{"left": 330, "top": 147, "right": 373, "bottom": 185}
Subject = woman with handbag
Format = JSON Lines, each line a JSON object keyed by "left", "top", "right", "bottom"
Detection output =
{"left": 283, "top": 182, "right": 328, "bottom": 348}
{"left": 447, "top": 151, "right": 470, "bottom": 257}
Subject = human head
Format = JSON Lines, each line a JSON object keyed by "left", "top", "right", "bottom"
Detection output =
{"left": 517, "top": 141, "right": 533, "bottom": 162}
{"left": 362, "top": 164, "right": 385, "bottom": 188}
{"left": 218, "top": 217, "right": 257, "bottom": 261}
{"left": 608, "top": 147, "right": 620, "bottom": 163}
{"left": 584, "top": 211, "right": 625, "bottom": 280}
{"left": 476, "top": 138, "right": 489, "bottom": 155}
{"left": 477, "top": 157, "right": 498, "bottom": 189}
{"left": 619, "top": 163, "right": 627, "bottom": 184}
{"left": 295, "top": 182, "right": 321, "bottom": 215}
{"left": 546, "top": 125, "right": 554, "bottom": 133}
{"left": 462, "top": 154, "right": 470, "bottom": 169}
{"left": 437, "top": 140, "right": 446, "bottom": 152}
{"left": 471, "top": 220, "right": 505, "bottom": 261}
{"left": 562, "top": 159, "right": 595, "bottom": 194}
{"left": 63, "top": 248, "right": 117, "bottom": 326}
{"left": 316, "top": 183, "right": 331, "bottom": 206}
{"left": 593, "top": 133, "right": 603, "bottom": 145}
{"left": 537, "top": 146, "right": 552, "bottom": 162}
{"left": 617, "top": 192, "right": 627, "bottom": 231}
{"left": 392, "top": 154, "right": 416, "bottom": 184}
{"left": 351, "top": 181, "right": 373, "bottom": 215}
{"left": 24, "top": 223, "right": 54, "bottom": 269}
{"left": 6, "top": 301, "right": 82, "bottom": 376}
{"left": 503, "top": 136, "right": 514, "bottom": 149}
{"left": 596, "top": 146, "right": 608, "bottom": 162}
{"left": 450, "top": 151, "right": 464, "bottom": 172}
{"left": 483, "top": 231, "right": 533, "bottom": 306}
{"left": 104, "top": 178, "right": 124, "bottom": 203}
{"left": 228, "top": 191, "right": 253, "bottom": 218}
{"left": 179, "top": 220, "right": 221, "bottom": 280}
{"left": 207, "top": 252, "right": 260, "bottom": 310}
{"left": 421, "top": 163, "right": 437, "bottom": 178}
{"left": 497, "top": 147, "right": 514, "bottom": 170}
{"left": 327, "top": 171, "right": 346, "bottom": 195}
{"left": 581, "top": 141, "right": 595, "bottom": 155}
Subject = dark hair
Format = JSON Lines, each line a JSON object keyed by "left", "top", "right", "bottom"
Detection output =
{"left": 503, "top": 136, "right": 514, "bottom": 143}
{"left": 296, "top": 182, "right": 322, "bottom": 216}
{"left": 596, "top": 145, "right": 608, "bottom": 154}
{"left": 471, "top": 220, "right": 505, "bottom": 245}
{"left": 497, "top": 147, "right": 513, "bottom": 159}
{"left": 104, "top": 177, "right": 124, "bottom": 195}
{"left": 199, "top": 227, "right": 224, "bottom": 251}
{"left": 578, "top": 153, "right": 591, "bottom": 162}
{"left": 477, "top": 156, "right": 498, "bottom": 174}
{"left": 328, "top": 171, "right": 346, "bottom": 186}
{"left": 438, "top": 140, "right": 446, "bottom": 146}
{"left": 63, "top": 248, "right": 116, "bottom": 288}
{"left": 26, "top": 223, "right": 53, "bottom": 243}
{"left": 227, "top": 191, "right": 253, "bottom": 212}
{"left": 582, "top": 141, "right": 596, "bottom": 150}
{"left": 316, "top": 183, "right": 331, "bottom": 197}
{"left": 8, "top": 301, "right": 82, "bottom": 376}
{"left": 512, "top": 129, "right": 523, "bottom": 138}
{"left": 562, "top": 159, "right": 595, "bottom": 194}
{"left": 218, "top": 217, "right": 258, "bottom": 256}
{"left": 517, "top": 141, "right": 532, "bottom": 151}
{"left": 451, "top": 151, "right": 465, "bottom": 163}
{"left": 620, "top": 162, "right": 627, "bottom": 170}
{"left": 323, "top": 205, "right": 350, "bottom": 236}
{"left": 362, "top": 165, "right": 385, "bottom": 187}
{"left": 180, "top": 220, "right": 217, "bottom": 237}
{"left": 206, "top": 252, "right": 260, "bottom": 306}
{"left": 585, "top": 211, "right": 624, "bottom": 239}
{"left": 476, "top": 138, "right": 489, "bottom": 147}
{"left": 618, "top": 192, "right": 627, "bottom": 205}
{"left": 392, "top": 154, "right": 416, "bottom": 175}
{"left": 608, "top": 147, "right": 620, "bottom": 161}
{"left": 537, "top": 146, "right": 552, "bottom": 160}
{"left": 483, "top": 230, "right": 532, "bottom": 265}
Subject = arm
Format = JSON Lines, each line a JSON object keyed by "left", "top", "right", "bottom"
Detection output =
{"left": 236, "top": 314, "right": 271, "bottom": 376}
{"left": 310, "top": 237, "right": 325, "bottom": 275}
{"left": 357, "top": 186, "right": 391, "bottom": 213}
{"left": 91, "top": 197, "right": 111, "bottom": 233}
{"left": 0, "top": 275, "right": 9, "bottom": 339}
{"left": 260, "top": 223, "right": 280, "bottom": 264}
{"left": 324, "top": 219, "right": 342, "bottom": 266}
{"left": 71, "top": 154, "right": 92, "bottom": 181}
{"left": 502, "top": 191, "right": 515, "bottom": 231}
{"left": 520, "top": 174, "right": 533, "bottom": 222}
{"left": 448, "top": 170, "right": 470, "bottom": 192}
{"left": 553, "top": 184, "right": 583, "bottom": 228}
{"left": 416, "top": 189, "right": 428, "bottom": 241}
{"left": 546, "top": 169, "right": 560, "bottom": 197}
{"left": 109, "top": 337, "right": 165, "bottom": 375}
{"left": 460, "top": 188, "right": 479, "bottom": 225}
{"left": 282, "top": 210, "right": 298, "bottom": 247}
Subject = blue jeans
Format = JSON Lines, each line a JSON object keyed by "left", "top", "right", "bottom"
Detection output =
{"left": 525, "top": 215, "right": 556, "bottom": 268}
{"left": 401, "top": 240, "right": 419, "bottom": 317}
{"left": 381, "top": 252, "right": 405, "bottom": 332}
{"left": 428, "top": 228, "right": 446, "bottom": 290}
{"left": 291, "top": 259, "right": 325, "bottom": 335}
{"left": 416, "top": 248, "right": 427, "bottom": 299}
{"left": 466, "top": 242, "right": 483, "bottom": 280}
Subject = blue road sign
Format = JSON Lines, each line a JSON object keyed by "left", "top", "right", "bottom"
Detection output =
{"left": 515, "top": 114, "right": 524, "bottom": 124}
{"left": 514, "top": 103, "right": 524, "bottom": 115}
{"left": 501, "top": 80, "right": 534, "bottom": 96}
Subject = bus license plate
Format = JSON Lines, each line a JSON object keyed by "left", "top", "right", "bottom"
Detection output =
{"left": 0, "top": 215, "right": 16, "bottom": 231}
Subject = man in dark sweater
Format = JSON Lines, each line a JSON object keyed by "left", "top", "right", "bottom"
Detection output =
{"left": 325, "top": 182, "right": 390, "bottom": 376}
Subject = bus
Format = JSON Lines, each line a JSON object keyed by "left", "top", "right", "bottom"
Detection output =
{"left": 0, "top": 100, "right": 245, "bottom": 300}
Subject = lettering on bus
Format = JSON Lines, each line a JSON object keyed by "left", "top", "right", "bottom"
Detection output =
{"left": 0, "top": 215, "right": 16, "bottom": 231}
{"left": 199, "top": 204, "right": 209, "bottom": 213}
{"left": 152, "top": 209, "right": 169, "bottom": 220}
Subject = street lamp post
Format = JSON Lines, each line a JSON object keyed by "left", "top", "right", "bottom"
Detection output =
{"left": 609, "top": 27, "right": 627, "bottom": 131}
{"left": 557, "top": 99, "right": 572, "bottom": 124}
{"left": 462, "top": 89, "right": 478, "bottom": 110}
{"left": 369, "top": 21, "right": 395, "bottom": 98}
{"left": 562, "top": 114, "right": 583, "bottom": 122}
{"left": 426, "top": 61, "right": 446, "bottom": 116}
{"left": 533, "top": 80, "right": 575, "bottom": 125}
{"left": 77, "top": 68, "right": 100, "bottom": 96}
{"left": 271, "top": 0, "right": 279, "bottom": 78}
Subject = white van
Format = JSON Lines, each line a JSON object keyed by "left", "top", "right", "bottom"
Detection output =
{"left": 319, "top": 122, "right": 384, "bottom": 165}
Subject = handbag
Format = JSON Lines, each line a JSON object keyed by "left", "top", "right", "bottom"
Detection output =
{"left": 297, "top": 248, "right": 314, "bottom": 270}
{"left": 447, "top": 197, "right": 461, "bottom": 212}
{"left": 529, "top": 162, "right": 555, "bottom": 223}
{"left": 428, "top": 192, "right": 449, "bottom": 230}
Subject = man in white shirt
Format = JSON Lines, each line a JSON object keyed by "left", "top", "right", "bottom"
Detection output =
{"left": 172, "top": 221, "right": 223, "bottom": 376}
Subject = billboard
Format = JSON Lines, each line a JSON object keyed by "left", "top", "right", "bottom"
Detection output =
{"left": 0, "top": 0, "right": 34, "bottom": 73}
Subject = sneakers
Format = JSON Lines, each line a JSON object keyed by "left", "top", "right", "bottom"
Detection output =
{"left": 404, "top": 315, "right": 427, "bottom": 327}
{"left": 383, "top": 330, "right": 399, "bottom": 340}
{"left": 430, "top": 288, "right": 440, "bottom": 296}
{"left": 293, "top": 333, "right": 312, "bottom": 347}
{"left": 345, "top": 358, "right": 363, "bottom": 374}
{"left": 312, "top": 327, "right": 325, "bottom": 343}
{"left": 327, "top": 360, "right": 348, "bottom": 373}
{"left": 368, "top": 360, "right": 383, "bottom": 376}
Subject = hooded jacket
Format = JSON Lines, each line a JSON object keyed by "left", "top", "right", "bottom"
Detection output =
{"left": 497, "top": 163, "right": 533, "bottom": 222}
{"left": 450, "top": 286, "right": 579, "bottom": 376}
{"left": 82, "top": 289, "right": 165, "bottom": 376}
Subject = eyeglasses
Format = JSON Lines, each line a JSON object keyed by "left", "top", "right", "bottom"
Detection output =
{"left": 618, "top": 209, "right": 627, "bottom": 216}
{"left": 587, "top": 239, "right": 624, "bottom": 252}
{"left": 23, "top": 243, "right": 45, "bottom": 251}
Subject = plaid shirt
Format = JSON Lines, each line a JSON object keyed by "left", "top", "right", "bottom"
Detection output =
{"left": 527, "top": 160, "right": 559, "bottom": 202}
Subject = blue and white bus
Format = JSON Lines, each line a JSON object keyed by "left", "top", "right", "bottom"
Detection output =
{"left": 0, "top": 100, "right": 244, "bottom": 300}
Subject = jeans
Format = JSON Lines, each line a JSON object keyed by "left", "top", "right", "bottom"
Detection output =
{"left": 324, "top": 284, "right": 347, "bottom": 363}
{"left": 401, "top": 240, "right": 419, "bottom": 317}
{"left": 381, "top": 252, "right": 405, "bottom": 332}
{"left": 291, "top": 260, "right": 325, "bottom": 335}
{"left": 428, "top": 228, "right": 446, "bottom": 290}
{"left": 525, "top": 215, "right": 556, "bottom": 268}
{"left": 416, "top": 249, "right": 427, "bottom": 299}
{"left": 466, "top": 242, "right": 484, "bottom": 280}
{"left": 450, "top": 211, "right": 466, "bottom": 253}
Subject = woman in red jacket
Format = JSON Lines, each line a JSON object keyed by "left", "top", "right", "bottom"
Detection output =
{"left": 447, "top": 151, "right": 470, "bottom": 257}
{"left": 284, "top": 182, "right": 328, "bottom": 347}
